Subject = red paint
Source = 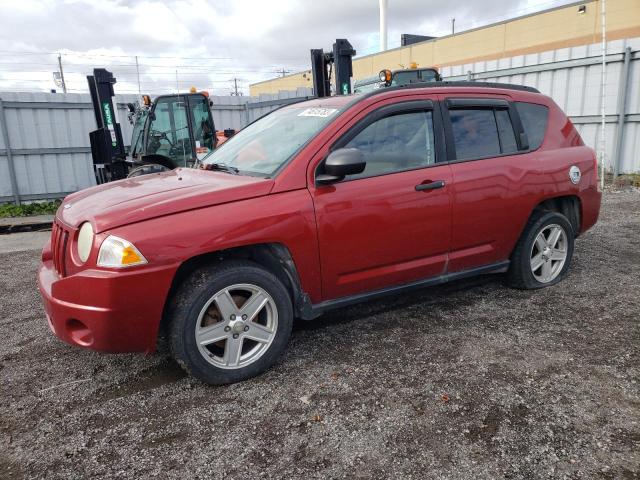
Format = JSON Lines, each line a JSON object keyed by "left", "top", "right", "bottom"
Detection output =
{"left": 38, "top": 85, "right": 601, "bottom": 353}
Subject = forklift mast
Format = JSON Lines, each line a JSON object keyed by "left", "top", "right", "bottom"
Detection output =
{"left": 310, "top": 39, "right": 356, "bottom": 98}
{"left": 87, "top": 68, "right": 128, "bottom": 181}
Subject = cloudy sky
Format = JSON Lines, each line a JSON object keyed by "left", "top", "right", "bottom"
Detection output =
{"left": 0, "top": 0, "right": 577, "bottom": 95}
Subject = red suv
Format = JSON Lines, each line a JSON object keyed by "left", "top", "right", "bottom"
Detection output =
{"left": 38, "top": 82, "right": 601, "bottom": 384}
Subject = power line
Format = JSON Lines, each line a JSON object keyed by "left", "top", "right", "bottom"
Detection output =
{"left": 0, "top": 50, "right": 233, "bottom": 60}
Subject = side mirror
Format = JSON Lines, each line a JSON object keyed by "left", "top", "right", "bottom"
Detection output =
{"left": 316, "top": 148, "right": 366, "bottom": 185}
{"left": 519, "top": 132, "right": 530, "bottom": 150}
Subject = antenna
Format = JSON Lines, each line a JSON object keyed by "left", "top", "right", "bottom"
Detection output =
{"left": 56, "top": 54, "right": 67, "bottom": 93}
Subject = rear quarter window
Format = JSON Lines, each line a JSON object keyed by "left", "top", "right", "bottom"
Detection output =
{"left": 515, "top": 102, "right": 549, "bottom": 150}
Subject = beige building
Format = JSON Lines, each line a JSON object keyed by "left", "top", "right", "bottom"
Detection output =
{"left": 250, "top": 0, "right": 640, "bottom": 96}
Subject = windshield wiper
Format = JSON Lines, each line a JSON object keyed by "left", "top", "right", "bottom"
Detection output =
{"left": 203, "top": 163, "right": 240, "bottom": 175}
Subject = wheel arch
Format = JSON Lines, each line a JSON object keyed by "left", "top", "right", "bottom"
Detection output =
{"left": 533, "top": 195, "right": 582, "bottom": 236}
{"left": 158, "top": 242, "right": 312, "bottom": 347}
{"left": 508, "top": 195, "right": 582, "bottom": 262}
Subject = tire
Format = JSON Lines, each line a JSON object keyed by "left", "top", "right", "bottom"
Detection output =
{"left": 167, "top": 260, "right": 293, "bottom": 385}
{"left": 127, "top": 163, "right": 169, "bottom": 178}
{"left": 506, "top": 211, "right": 575, "bottom": 290}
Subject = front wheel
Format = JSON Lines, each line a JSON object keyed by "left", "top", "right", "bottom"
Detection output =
{"left": 507, "top": 211, "right": 575, "bottom": 289}
{"left": 168, "top": 261, "right": 293, "bottom": 385}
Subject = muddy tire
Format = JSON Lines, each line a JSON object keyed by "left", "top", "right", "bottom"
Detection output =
{"left": 167, "top": 260, "right": 293, "bottom": 385}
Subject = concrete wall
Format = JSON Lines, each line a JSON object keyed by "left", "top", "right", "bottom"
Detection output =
{"left": 250, "top": 0, "right": 640, "bottom": 95}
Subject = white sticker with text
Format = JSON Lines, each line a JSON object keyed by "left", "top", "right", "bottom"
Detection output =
{"left": 298, "top": 107, "right": 338, "bottom": 118}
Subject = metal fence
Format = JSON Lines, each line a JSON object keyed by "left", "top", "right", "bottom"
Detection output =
{"left": 0, "top": 88, "right": 313, "bottom": 204}
{"left": 440, "top": 37, "right": 640, "bottom": 176}
{"left": 1, "top": 36, "right": 639, "bottom": 204}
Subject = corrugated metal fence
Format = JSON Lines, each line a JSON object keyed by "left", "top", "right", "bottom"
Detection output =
{"left": 441, "top": 37, "right": 640, "bottom": 176}
{"left": 0, "top": 88, "right": 313, "bottom": 204}
{"left": 1, "top": 37, "right": 639, "bottom": 204}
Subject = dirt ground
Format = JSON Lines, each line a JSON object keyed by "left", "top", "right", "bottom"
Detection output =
{"left": 1, "top": 190, "right": 638, "bottom": 480}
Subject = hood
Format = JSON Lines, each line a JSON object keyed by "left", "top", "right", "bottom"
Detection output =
{"left": 59, "top": 168, "right": 274, "bottom": 232}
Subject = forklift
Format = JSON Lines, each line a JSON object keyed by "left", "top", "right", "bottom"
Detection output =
{"left": 87, "top": 68, "right": 234, "bottom": 183}
{"left": 310, "top": 40, "right": 442, "bottom": 97}
{"left": 353, "top": 64, "right": 442, "bottom": 94}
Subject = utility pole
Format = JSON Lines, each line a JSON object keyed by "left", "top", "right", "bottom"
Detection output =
{"left": 281, "top": 68, "right": 286, "bottom": 77}
{"left": 451, "top": 18, "right": 456, "bottom": 35}
{"left": 233, "top": 78, "right": 239, "bottom": 96}
{"left": 379, "top": 0, "right": 388, "bottom": 52}
{"left": 135, "top": 55, "right": 141, "bottom": 95}
{"left": 57, "top": 54, "right": 67, "bottom": 93}
{"left": 600, "top": 0, "right": 606, "bottom": 189}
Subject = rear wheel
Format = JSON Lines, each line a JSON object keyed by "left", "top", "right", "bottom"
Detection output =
{"left": 168, "top": 261, "right": 293, "bottom": 384}
{"left": 507, "top": 211, "right": 574, "bottom": 289}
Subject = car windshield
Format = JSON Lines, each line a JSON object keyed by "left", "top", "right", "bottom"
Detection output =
{"left": 202, "top": 105, "right": 342, "bottom": 176}
{"left": 354, "top": 75, "right": 383, "bottom": 94}
{"left": 391, "top": 69, "right": 439, "bottom": 86}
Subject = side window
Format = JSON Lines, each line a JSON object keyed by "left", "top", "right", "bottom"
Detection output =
{"left": 515, "top": 102, "right": 549, "bottom": 150}
{"left": 343, "top": 110, "right": 435, "bottom": 180}
{"left": 449, "top": 109, "right": 501, "bottom": 160}
{"left": 495, "top": 109, "right": 518, "bottom": 154}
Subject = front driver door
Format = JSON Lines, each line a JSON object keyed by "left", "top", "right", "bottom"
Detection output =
{"left": 311, "top": 100, "right": 453, "bottom": 300}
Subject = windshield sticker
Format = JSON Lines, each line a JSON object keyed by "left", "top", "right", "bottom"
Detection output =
{"left": 298, "top": 108, "right": 338, "bottom": 118}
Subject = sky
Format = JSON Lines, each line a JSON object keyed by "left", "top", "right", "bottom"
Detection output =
{"left": 0, "top": 0, "right": 578, "bottom": 95}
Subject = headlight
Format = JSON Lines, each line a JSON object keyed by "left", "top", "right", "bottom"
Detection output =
{"left": 97, "top": 235, "right": 147, "bottom": 268}
{"left": 77, "top": 222, "right": 94, "bottom": 263}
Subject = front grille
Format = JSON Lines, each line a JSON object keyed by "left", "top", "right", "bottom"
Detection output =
{"left": 51, "top": 220, "right": 69, "bottom": 277}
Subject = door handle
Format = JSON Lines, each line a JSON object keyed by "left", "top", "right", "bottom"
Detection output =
{"left": 415, "top": 180, "right": 445, "bottom": 191}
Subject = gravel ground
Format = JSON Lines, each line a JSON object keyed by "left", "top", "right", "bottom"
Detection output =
{"left": 1, "top": 190, "right": 639, "bottom": 480}
{"left": 0, "top": 232, "right": 50, "bottom": 254}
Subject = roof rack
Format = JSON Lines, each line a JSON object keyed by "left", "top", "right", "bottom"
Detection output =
{"left": 360, "top": 80, "right": 540, "bottom": 100}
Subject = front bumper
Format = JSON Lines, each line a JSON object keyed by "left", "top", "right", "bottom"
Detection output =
{"left": 38, "top": 256, "right": 178, "bottom": 353}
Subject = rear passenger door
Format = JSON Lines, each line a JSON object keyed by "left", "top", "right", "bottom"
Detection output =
{"left": 441, "top": 96, "right": 540, "bottom": 272}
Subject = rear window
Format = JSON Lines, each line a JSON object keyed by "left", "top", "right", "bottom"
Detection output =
{"left": 449, "top": 109, "right": 501, "bottom": 160}
{"left": 515, "top": 102, "right": 549, "bottom": 150}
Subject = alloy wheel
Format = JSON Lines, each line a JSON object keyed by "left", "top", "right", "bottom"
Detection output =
{"left": 195, "top": 283, "right": 278, "bottom": 369}
{"left": 529, "top": 224, "right": 568, "bottom": 283}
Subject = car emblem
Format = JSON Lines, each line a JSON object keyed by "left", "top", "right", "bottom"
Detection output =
{"left": 569, "top": 166, "right": 581, "bottom": 185}
{"left": 64, "top": 203, "right": 72, "bottom": 209}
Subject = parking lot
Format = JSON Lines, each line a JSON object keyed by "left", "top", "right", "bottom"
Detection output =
{"left": 1, "top": 189, "right": 638, "bottom": 480}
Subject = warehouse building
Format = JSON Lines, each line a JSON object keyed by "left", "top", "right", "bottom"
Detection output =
{"left": 249, "top": 0, "right": 640, "bottom": 95}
